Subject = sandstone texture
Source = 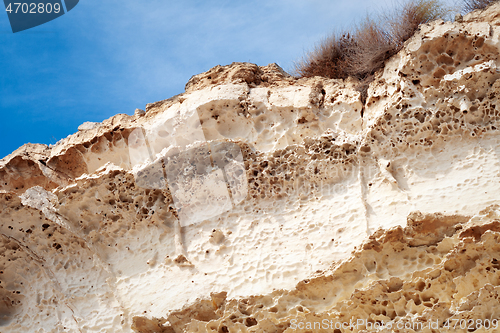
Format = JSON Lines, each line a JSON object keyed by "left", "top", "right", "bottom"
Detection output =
{"left": 3, "top": 4, "right": 500, "bottom": 333}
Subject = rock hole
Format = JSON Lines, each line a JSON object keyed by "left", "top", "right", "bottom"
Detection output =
{"left": 245, "top": 318, "right": 257, "bottom": 327}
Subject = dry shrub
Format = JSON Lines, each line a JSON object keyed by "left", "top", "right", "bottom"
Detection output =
{"left": 388, "top": 0, "right": 447, "bottom": 45}
{"left": 463, "top": 0, "right": 498, "bottom": 12}
{"left": 294, "top": 0, "right": 448, "bottom": 81}
{"left": 294, "top": 33, "right": 355, "bottom": 80}
{"left": 347, "top": 18, "right": 394, "bottom": 78}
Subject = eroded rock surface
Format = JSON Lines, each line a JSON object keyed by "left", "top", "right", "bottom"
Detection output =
{"left": 3, "top": 4, "right": 500, "bottom": 333}
{"left": 138, "top": 208, "right": 500, "bottom": 333}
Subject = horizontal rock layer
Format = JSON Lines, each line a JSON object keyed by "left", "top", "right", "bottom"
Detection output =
{"left": 2, "top": 4, "right": 500, "bottom": 333}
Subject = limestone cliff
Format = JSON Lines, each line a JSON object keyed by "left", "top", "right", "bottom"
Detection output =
{"left": 3, "top": 4, "right": 500, "bottom": 333}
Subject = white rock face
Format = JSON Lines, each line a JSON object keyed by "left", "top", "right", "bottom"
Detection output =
{"left": 3, "top": 4, "right": 500, "bottom": 333}
{"left": 78, "top": 121, "right": 100, "bottom": 131}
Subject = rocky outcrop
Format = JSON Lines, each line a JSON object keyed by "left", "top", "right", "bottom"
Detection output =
{"left": 3, "top": 4, "right": 500, "bottom": 333}
{"left": 138, "top": 208, "right": 500, "bottom": 333}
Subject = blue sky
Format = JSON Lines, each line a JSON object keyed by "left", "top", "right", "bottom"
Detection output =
{"left": 0, "top": 0, "right": 459, "bottom": 159}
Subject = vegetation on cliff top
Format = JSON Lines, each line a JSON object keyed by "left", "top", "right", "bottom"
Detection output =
{"left": 294, "top": 0, "right": 499, "bottom": 86}
{"left": 464, "top": 0, "right": 499, "bottom": 12}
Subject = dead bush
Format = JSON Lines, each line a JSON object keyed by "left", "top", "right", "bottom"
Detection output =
{"left": 294, "top": 33, "right": 355, "bottom": 80}
{"left": 462, "top": 0, "right": 498, "bottom": 12}
{"left": 294, "top": 0, "right": 448, "bottom": 81}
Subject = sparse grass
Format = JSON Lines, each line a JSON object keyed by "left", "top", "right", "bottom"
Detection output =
{"left": 294, "top": 33, "right": 354, "bottom": 80}
{"left": 294, "top": 31, "right": 352, "bottom": 80}
{"left": 294, "top": 0, "right": 448, "bottom": 82}
{"left": 347, "top": 18, "right": 395, "bottom": 79}
{"left": 463, "top": 0, "right": 499, "bottom": 12}
{"left": 387, "top": 0, "right": 447, "bottom": 47}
